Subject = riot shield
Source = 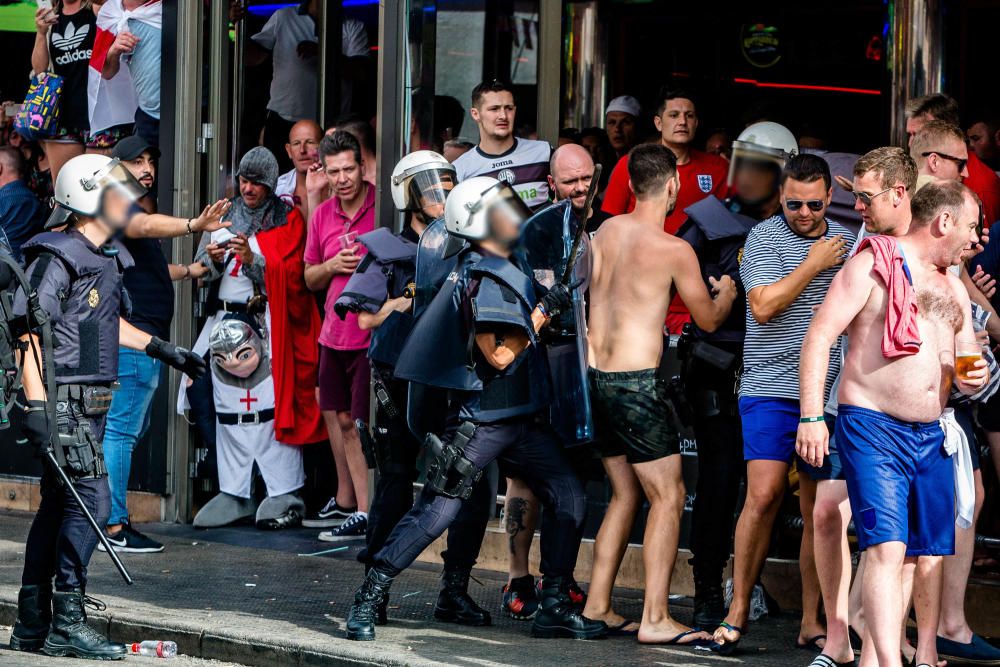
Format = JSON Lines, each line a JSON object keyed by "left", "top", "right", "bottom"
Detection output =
{"left": 405, "top": 217, "right": 466, "bottom": 438}
{"left": 411, "top": 217, "right": 465, "bottom": 318}
{"left": 515, "top": 200, "right": 594, "bottom": 446}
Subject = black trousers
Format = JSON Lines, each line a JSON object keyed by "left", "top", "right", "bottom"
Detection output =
{"left": 359, "top": 380, "right": 492, "bottom": 571}
{"left": 262, "top": 110, "right": 295, "bottom": 173}
{"left": 22, "top": 446, "right": 111, "bottom": 592}
{"left": 374, "top": 418, "right": 586, "bottom": 578}
{"left": 686, "top": 353, "right": 745, "bottom": 580}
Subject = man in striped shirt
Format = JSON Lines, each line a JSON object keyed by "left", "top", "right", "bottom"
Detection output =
{"left": 712, "top": 154, "right": 855, "bottom": 654}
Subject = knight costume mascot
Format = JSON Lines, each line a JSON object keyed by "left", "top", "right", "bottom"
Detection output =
{"left": 179, "top": 147, "right": 326, "bottom": 528}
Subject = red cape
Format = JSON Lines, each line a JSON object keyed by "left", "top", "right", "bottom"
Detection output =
{"left": 256, "top": 207, "right": 326, "bottom": 445}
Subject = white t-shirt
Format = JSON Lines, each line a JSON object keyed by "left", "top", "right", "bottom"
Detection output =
{"left": 253, "top": 11, "right": 368, "bottom": 122}
{"left": 275, "top": 169, "right": 296, "bottom": 204}
{"left": 453, "top": 138, "right": 552, "bottom": 209}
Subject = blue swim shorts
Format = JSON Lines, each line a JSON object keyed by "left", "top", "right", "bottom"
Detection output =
{"left": 836, "top": 404, "right": 954, "bottom": 556}
{"left": 738, "top": 396, "right": 832, "bottom": 480}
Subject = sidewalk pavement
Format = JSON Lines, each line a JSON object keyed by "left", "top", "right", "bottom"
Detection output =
{"left": 0, "top": 510, "right": 817, "bottom": 666}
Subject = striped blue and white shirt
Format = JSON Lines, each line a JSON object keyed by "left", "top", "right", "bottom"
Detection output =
{"left": 739, "top": 215, "right": 856, "bottom": 401}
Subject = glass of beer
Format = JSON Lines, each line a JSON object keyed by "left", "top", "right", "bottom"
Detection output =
{"left": 955, "top": 340, "right": 983, "bottom": 383}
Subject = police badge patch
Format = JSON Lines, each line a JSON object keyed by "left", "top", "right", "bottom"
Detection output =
{"left": 697, "top": 174, "right": 714, "bottom": 193}
{"left": 87, "top": 288, "right": 100, "bottom": 308}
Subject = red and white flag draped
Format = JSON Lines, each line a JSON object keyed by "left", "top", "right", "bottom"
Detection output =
{"left": 87, "top": 0, "right": 162, "bottom": 133}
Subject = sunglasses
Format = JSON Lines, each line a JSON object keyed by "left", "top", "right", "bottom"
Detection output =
{"left": 921, "top": 150, "right": 968, "bottom": 173}
{"left": 784, "top": 199, "right": 825, "bottom": 212}
{"left": 852, "top": 187, "right": 895, "bottom": 207}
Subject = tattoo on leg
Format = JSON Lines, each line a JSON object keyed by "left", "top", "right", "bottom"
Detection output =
{"left": 506, "top": 497, "right": 529, "bottom": 555}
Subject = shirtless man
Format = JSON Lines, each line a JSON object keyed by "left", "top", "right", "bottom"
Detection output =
{"left": 585, "top": 143, "right": 736, "bottom": 644}
{"left": 798, "top": 179, "right": 989, "bottom": 667}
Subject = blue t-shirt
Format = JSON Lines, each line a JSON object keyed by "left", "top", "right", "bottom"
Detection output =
{"left": 0, "top": 180, "right": 44, "bottom": 261}
{"left": 124, "top": 19, "right": 161, "bottom": 118}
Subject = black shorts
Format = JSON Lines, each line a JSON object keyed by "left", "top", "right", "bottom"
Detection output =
{"left": 590, "top": 368, "right": 680, "bottom": 464}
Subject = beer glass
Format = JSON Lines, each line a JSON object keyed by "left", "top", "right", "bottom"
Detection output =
{"left": 955, "top": 340, "right": 983, "bottom": 383}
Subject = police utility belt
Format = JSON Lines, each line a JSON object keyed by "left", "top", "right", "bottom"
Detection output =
{"left": 53, "top": 383, "right": 116, "bottom": 479}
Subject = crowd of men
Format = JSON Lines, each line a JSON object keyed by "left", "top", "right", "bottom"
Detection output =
{"left": 4, "top": 16, "right": 1000, "bottom": 660}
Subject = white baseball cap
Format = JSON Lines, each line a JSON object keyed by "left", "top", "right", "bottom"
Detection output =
{"left": 605, "top": 95, "right": 641, "bottom": 118}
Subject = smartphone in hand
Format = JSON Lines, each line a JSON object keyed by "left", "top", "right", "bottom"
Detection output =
{"left": 37, "top": 0, "right": 54, "bottom": 13}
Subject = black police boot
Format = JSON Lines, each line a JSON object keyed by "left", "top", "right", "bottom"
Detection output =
{"left": 9, "top": 584, "right": 52, "bottom": 652}
{"left": 531, "top": 576, "right": 607, "bottom": 640}
{"left": 433, "top": 567, "right": 492, "bottom": 626}
{"left": 43, "top": 590, "right": 126, "bottom": 660}
{"left": 364, "top": 566, "right": 389, "bottom": 626}
{"left": 346, "top": 567, "right": 395, "bottom": 641}
{"left": 693, "top": 567, "right": 725, "bottom": 630}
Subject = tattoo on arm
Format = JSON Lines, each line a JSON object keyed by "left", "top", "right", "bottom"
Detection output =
{"left": 506, "top": 497, "right": 529, "bottom": 555}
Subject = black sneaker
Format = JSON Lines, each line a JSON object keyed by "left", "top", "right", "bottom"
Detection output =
{"left": 302, "top": 497, "right": 357, "bottom": 528}
{"left": 97, "top": 524, "right": 164, "bottom": 554}
{"left": 318, "top": 513, "right": 368, "bottom": 542}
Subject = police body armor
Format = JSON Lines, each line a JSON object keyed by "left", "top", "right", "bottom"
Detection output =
{"left": 22, "top": 232, "right": 133, "bottom": 384}
{"left": 514, "top": 200, "right": 594, "bottom": 446}
{"left": 676, "top": 196, "right": 757, "bottom": 344}
{"left": 675, "top": 197, "right": 755, "bottom": 419}
{"left": 335, "top": 227, "right": 418, "bottom": 368}
{"left": 22, "top": 231, "right": 133, "bottom": 477}
{"left": 395, "top": 247, "right": 551, "bottom": 423}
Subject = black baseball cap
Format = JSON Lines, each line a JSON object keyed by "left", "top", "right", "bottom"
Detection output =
{"left": 111, "top": 135, "right": 161, "bottom": 161}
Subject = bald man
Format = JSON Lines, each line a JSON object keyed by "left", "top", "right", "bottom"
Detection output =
{"left": 548, "top": 143, "right": 611, "bottom": 232}
{"left": 276, "top": 119, "right": 325, "bottom": 221}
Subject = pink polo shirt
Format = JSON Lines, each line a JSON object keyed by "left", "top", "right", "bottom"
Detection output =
{"left": 304, "top": 184, "right": 375, "bottom": 350}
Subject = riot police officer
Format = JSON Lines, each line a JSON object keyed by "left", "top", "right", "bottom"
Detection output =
{"left": 8, "top": 155, "right": 206, "bottom": 660}
{"left": 676, "top": 122, "right": 798, "bottom": 629}
{"left": 334, "top": 150, "right": 492, "bottom": 627}
{"left": 343, "top": 177, "right": 606, "bottom": 642}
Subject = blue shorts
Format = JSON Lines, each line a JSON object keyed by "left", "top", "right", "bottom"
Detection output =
{"left": 836, "top": 404, "right": 954, "bottom": 556}
{"left": 738, "top": 396, "right": 830, "bottom": 479}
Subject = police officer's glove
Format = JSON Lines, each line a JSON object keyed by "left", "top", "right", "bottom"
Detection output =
{"left": 17, "top": 400, "right": 51, "bottom": 454}
{"left": 537, "top": 282, "right": 574, "bottom": 319}
{"left": 146, "top": 336, "right": 208, "bottom": 379}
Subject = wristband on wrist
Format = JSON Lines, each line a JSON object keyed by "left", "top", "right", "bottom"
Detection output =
{"left": 186, "top": 218, "right": 194, "bottom": 235}
{"left": 182, "top": 264, "right": 191, "bottom": 279}
{"left": 536, "top": 302, "right": 550, "bottom": 319}
{"left": 799, "top": 415, "right": 825, "bottom": 423}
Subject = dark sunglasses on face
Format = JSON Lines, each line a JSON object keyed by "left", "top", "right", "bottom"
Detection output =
{"left": 784, "top": 199, "right": 825, "bottom": 212}
{"left": 921, "top": 150, "right": 968, "bottom": 173}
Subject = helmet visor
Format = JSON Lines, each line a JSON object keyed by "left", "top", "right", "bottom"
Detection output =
{"left": 409, "top": 168, "right": 456, "bottom": 214}
{"left": 471, "top": 180, "right": 531, "bottom": 225}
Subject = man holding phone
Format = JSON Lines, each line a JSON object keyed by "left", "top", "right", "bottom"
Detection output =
{"left": 302, "top": 130, "right": 375, "bottom": 539}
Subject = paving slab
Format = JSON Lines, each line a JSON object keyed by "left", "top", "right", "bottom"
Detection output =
{"left": 0, "top": 510, "right": 836, "bottom": 666}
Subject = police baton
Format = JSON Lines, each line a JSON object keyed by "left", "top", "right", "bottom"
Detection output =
{"left": 560, "top": 163, "right": 602, "bottom": 285}
{"left": 44, "top": 450, "right": 134, "bottom": 585}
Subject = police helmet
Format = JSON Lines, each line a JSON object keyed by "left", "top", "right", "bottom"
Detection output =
{"left": 390, "top": 150, "right": 456, "bottom": 211}
{"left": 46, "top": 154, "right": 146, "bottom": 229}
{"left": 443, "top": 176, "right": 531, "bottom": 241}
{"left": 727, "top": 121, "right": 799, "bottom": 190}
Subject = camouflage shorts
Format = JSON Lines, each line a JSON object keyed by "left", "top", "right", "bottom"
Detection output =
{"left": 589, "top": 368, "right": 680, "bottom": 464}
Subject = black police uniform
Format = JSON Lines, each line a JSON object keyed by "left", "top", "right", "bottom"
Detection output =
{"left": 10, "top": 229, "right": 132, "bottom": 658}
{"left": 675, "top": 197, "right": 760, "bottom": 625}
{"left": 345, "top": 245, "right": 604, "bottom": 642}
{"left": 333, "top": 225, "right": 492, "bottom": 624}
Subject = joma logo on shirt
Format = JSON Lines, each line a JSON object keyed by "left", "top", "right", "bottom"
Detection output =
{"left": 491, "top": 160, "right": 514, "bottom": 168}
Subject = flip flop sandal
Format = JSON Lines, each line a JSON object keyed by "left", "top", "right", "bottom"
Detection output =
{"left": 606, "top": 619, "right": 640, "bottom": 637}
{"left": 640, "top": 629, "right": 712, "bottom": 647}
{"left": 710, "top": 622, "right": 745, "bottom": 656}
{"left": 797, "top": 635, "right": 828, "bottom": 652}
